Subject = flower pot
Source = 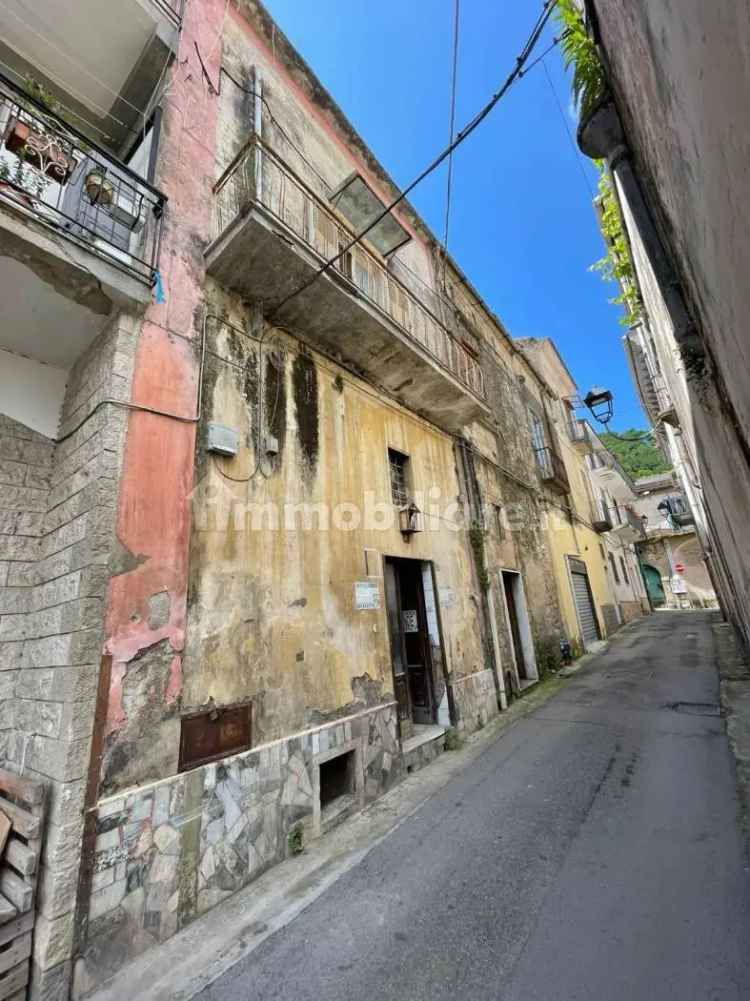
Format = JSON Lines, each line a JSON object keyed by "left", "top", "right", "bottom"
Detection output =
{"left": 3, "top": 117, "right": 76, "bottom": 184}
{"left": 84, "top": 170, "right": 114, "bottom": 207}
{"left": 0, "top": 178, "right": 34, "bottom": 209}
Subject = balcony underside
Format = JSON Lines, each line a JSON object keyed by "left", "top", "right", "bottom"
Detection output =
{"left": 609, "top": 522, "right": 644, "bottom": 544}
{"left": 0, "top": 197, "right": 150, "bottom": 369}
{"left": 205, "top": 207, "right": 489, "bottom": 432}
{"left": 542, "top": 474, "right": 570, "bottom": 496}
{"left": 0, "top": 0, "right": 179, "bottom": 150}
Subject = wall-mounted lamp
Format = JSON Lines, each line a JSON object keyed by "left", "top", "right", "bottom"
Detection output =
{"left": 583, "top": 386, "right": 614, "bottom": 425}
{"left": 399, "top": 501, "right": 423, "bottom": 540}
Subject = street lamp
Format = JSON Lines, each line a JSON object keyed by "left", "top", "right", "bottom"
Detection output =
{"left": 584, "top": 386, "right": 614, "bottom": 425}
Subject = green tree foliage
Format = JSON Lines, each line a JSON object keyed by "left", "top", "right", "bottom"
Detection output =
{"left": 555, "top": 0, "right": 607, "bottom": 118}
{"left": 599, "top": 430, "right": 671, "bottom": 480}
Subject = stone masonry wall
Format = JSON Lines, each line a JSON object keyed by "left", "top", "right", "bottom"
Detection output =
{"left": 0, "top": 415, "right": 54, "bottom": 759}
{"left": 0, "top": 313, "right": 138, "bottom": 1000}
{"left": 73, "top": 702, "right": 399, "bottom": 997}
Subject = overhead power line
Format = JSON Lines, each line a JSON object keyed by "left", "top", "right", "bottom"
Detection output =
{"left": 441, "top": 0, "right": 461, "bottom": 280}
{"left": 268, "top": 0, "right": 558, "bottom": 320}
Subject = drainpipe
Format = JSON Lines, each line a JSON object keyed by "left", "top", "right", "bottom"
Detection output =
{"left": 577, "top": 97, "right": 704, "bottom": 366}
{"left": 455, "top": 438, "right": 506, "bottom": 711}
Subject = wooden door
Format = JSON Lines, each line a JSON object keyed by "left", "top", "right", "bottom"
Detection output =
{"left": 503, "top": 572, "right": 527, "bottom": 680}
{"left": 384, "top": 559, "right": 435, "bottom": 726}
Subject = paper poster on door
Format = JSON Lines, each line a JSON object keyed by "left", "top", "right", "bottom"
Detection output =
{"left": 402, "top": 609, "right": 418, "bottom": 632}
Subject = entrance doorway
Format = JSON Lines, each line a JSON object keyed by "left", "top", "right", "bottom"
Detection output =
{"left": 568, "top": 557, "right": 600, "bottom": 648}
{"left": 642, "top": 562, "right": 666, "bottom": 607}
{"left": 383, "top": 558, "right": 436, "bottom": 733}
{"left": 500, "top": 570, "right": 537, "bottom": 687}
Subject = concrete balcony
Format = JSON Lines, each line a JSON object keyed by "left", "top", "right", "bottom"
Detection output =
{"left": 0, "top": 1, "right": 182, "bottom": 150}
{"left": 205, "top": 136, "right": 488, "bottom": 433}
{"left": 609, "top": 505, "right": 646, "bottom": 544}
{"left": 0, "top": 71, "right": 166, "bottom": 432}
{"left": 567, "top": 418, "right": 591, "bottom": 453}
{"left": 591, "top": 500, "right": 613, "bottom": 533}
{"left": 534, "top": 446, "right": 570, "bottom": 495}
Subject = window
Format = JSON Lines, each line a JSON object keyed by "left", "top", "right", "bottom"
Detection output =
{"left": 620, "top": 556, "right": 629, "bottom": 584}
{"left": 319, "top": 749, "right": 356, "bottom": 811}
{"left": 179, "top": 704, "right": 252, "bottom": 771}
{"left": 494, "top": 504, "right": 505, "bottom": 540}
{"left": 529, "top": 410, "right": 546, "bottom": 452}
{"left": 329, "top": 173, "right": 411, "bottom": 256}
{"left": 388, "top": 448, "right": 410, "bottom": 506}
{"left": 608, "top": 552, "right": 621, "bottom": 584}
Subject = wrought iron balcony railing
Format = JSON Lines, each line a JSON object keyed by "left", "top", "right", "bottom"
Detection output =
{"left": 212, "top": 135, "right": 485, "bottom": 401}
{"left": 533, "top": 445, "right": 570, "bottom": 494}
{"left": 0, "top": 72, "right": 166, "bottom": 286}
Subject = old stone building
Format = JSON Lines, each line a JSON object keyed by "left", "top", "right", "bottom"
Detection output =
{"left": 632, "top": 473, "right": 717, "bottom": 611}
{"left": 0, "top": 2, "right": 655, "bottom": 998}
{"left": 575, "top": 0, "right": 750, "bottom": 646}
{"left": 517, "top": 338, "right": 646, "bottom": 650}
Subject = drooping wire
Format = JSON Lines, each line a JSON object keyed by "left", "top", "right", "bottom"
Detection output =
{"left": 541, "top": 55, "right": 595, "bottom": 200}
{"left": 267, "top": 0, "right": 557, "bottom": 321}
{"left": 441, "top": 0, "right": 461, "bottom": 288}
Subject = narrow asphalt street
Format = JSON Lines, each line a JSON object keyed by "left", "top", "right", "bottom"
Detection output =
{"left": 199, "top": 611, "right": 750, "bottom": 1001}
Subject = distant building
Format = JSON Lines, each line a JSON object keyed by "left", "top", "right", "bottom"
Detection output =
{"left": 632, "top": 474, "right": 718, "bottom": 610}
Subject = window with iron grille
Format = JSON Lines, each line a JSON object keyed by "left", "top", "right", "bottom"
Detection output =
{"left": 388, "top": 449, "right": 410, "bottom": 507}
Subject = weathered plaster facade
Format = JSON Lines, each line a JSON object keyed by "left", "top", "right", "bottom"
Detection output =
{"left": 0, "top": 3, "right": 656, "bottom": 999}
{"left": 584, "top": 0, "right": 750, "bottom": 645}
{"left": 517, "top": 339, "right": 646, "bottom": 648}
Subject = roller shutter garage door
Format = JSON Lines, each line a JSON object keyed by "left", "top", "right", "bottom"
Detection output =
{"left": 570, "top": 560, "right": 599, "bottom": 646}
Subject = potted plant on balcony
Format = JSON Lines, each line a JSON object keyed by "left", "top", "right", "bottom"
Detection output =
{"left": 2, "top": 75, "right": 78, "bottom": 185}
{"left": 83, "top": 168, "right": 114, "bottom": 207}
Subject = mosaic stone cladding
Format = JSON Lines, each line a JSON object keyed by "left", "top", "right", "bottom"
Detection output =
{"left": 74, "top": 703, "right": 399, "bottom": 997}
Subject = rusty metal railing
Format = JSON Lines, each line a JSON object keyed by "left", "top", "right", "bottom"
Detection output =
{"left": 213, "top": 135, "right": 485, "bottom": 401}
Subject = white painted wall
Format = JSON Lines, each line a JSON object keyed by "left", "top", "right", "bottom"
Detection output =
{"left": 0, "top": 348, "right": 67, "bottom": 438}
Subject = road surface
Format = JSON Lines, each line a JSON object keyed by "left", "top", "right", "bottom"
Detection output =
{"left": 199, "top": 611, "right": 750, "bottom": 1001}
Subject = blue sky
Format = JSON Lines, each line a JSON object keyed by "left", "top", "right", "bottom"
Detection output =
{"left": 262, "top": 0, "right": 645, "bottom": 431}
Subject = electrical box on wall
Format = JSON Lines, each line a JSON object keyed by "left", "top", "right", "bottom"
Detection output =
{"left": 207, "top": 423, "right": 239, "bottom": 456}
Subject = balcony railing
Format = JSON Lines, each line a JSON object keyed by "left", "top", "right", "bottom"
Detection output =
{"left": 152, "top": 0, "right": 186, "bottom": 26}
{"left": 0, "top": 72, "right": 166, "bottom": 285}
{"left": 609, "top": 504, "right": 646, "bottom": 540}
{"left": 534, "top": 445, "right": 570, "bottom": 494}
{"left": 212, "top": 135, "right": 485, "bottom": 401}
{"left": 591, "top": 500, "right": 613, "bottom": 532}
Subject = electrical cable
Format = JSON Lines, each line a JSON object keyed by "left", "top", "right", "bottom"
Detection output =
{"left": 266, "top": 0, "right": 557, "bottom": 321}
{"left": 219, "top": 68, "right": 330, "bottom": 190}
{"left": 541, "top": 55, "right": 595, "bottom": 200}
{"left": 440, "top": 0, "right": 460, "bottom": 286}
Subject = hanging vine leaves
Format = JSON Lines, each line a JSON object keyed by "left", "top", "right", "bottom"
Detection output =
{"left": 591, "top": 164, "right": 643, "bottom": 325}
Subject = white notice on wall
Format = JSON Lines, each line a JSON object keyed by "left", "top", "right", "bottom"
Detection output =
{"left": 355, "top": 581, "right": 380, "bottom": 610}
{"left": 439, "top": 586, "right": 456, "bottom": 608}
{"left": 670, "top": 575, "right": 687, "bottom": 595}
